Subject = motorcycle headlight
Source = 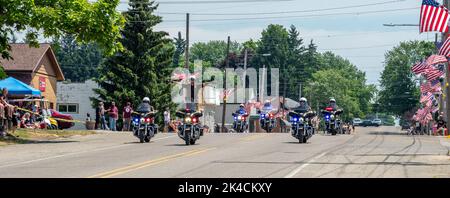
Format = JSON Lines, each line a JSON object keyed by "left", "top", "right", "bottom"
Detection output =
{"left": 185, "top": 117, "right": 191, "bottom": 123}
{"left": 237, "top": 115, "right": 242, "bottom": 120}
{"left": 291, "top": 117, "right": 298, "bottom": 122}
{"left": 299, "top": 117, "right": 304, "bottom": 122}
{"left": 331, "top": 115, "right": 335, "bottom": 120}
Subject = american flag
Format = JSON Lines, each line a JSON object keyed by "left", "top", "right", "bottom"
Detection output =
{"left": 425, "top": 98, "right": 433, "bottom": 107}
{"left": 420, "top": 82, "right": 432, "bottom": 93}
{"left": 420, "top": 0, "right": 450, "bottom": 33}
{"left": 420, "top": 92, "right": 434, "bottom": 103}
{"left": 425, "top": 67, "right": 444, "bottom": 81}
{"left": 439, "top": 37, "right": 450, "bottom": 56}
{"left": 426, "top": 54, "right": 448, "bottom": 65}
{"left": 430, "top": 79, "right": 442, "bottom": 92}
{"left": 411, "top": 61, "right": 430, "bottom": 74}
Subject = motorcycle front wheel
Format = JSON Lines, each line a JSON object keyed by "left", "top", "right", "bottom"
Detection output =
{"left": 184, "top": 130, "right": 190, "bottom": 145}
{"left": 139, "top": 131, "right": 145, "bottom": 143}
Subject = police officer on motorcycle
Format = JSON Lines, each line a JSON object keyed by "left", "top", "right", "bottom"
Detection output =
{"left": 288, "top": 97, "right": 316, "bottom": 132}
{"left": 233, "top": 104, "right": 249, "bottom": 131}
{"left": 136, "top": 97, "right": 155, "bottom": 113}
{"left": 236, "top": 103, "right": 247, "bottom": 115}
{"left": 326, "top": 98, "right": 343, "bottom": 113}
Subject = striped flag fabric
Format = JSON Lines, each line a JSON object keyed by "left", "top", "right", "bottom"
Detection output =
{"left": 425, "top": 98, "right": 433, "bottom": 107}
{"left": 411, "top": 61, "right": 430, "bottom": 75}
{"left": 420, "top": 0, "right": 450, "bottom": 33}
{"left": 425, "top": 67, "right": 444, "bottom": 81}
{"left": 439, "top": 37, "right": 450, "bottom": 57}
{"left": 421, "top": 82, "right": 432, "bottom": 93}
{"left": 426, "top": 54, "right": 448, "bottom": 65}
{"left": 420, "top": 92, "right": 434, "bottom": 103}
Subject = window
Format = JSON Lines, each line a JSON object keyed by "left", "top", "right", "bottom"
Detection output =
{"left": 58, "top": 104, "right": 79, "bottom": 114}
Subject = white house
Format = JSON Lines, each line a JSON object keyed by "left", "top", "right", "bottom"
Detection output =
{"left": 56, "top": 80, "right": 98, "bottom": 129}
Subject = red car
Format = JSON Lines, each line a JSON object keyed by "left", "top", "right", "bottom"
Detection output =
{"left": 50, "top": 109, "right": 75, "bottom": 129}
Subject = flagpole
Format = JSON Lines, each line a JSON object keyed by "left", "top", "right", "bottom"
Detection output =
{"left": 445, "top": 0, "right": 450, "bottom": 136}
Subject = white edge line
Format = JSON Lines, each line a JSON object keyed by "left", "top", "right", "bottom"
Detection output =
{"left": 284, "top": 152, "right": 327, "bottom": 178}
{"left": 0, "top": 135, "right": 177, "bottom": 169}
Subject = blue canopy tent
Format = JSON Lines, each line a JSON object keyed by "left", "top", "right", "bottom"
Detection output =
{"left": 0, "top": 77, "right": 41, "bottom": 96}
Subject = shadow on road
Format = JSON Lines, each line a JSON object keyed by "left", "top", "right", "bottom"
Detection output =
{"left": 165, "top": 143, "right": 199, "bottom": 147}
{"left": 368, "top": 131, "right": 405, "bottom": 136}
{"left": 282, "top": 142, "right": 312, "bottom": 144}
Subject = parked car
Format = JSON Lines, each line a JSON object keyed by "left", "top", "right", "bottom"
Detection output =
{"left": 352, "top": 118, "right": 362, "bottom": 126}
{"left": 361, "top": 120, "right": 373, "bottom": 127}
{"left": 49, "top": 109, "right": 74, "bottom": 129}
{"left": 372, "top": 119, "right": 382, "bottom": 127}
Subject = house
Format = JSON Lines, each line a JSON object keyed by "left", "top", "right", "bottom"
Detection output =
{"left": 57, "top": 80, "right": 98, "bottom": 130}
{"left": 0, "top": 43, "right": 65, "bottom": 108}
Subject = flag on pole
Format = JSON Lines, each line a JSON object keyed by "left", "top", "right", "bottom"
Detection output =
{"left": 439, "top": 37, "right": 450, "bottom": 56}
{"left": 420, "top": 92, "right": 434, "bottom": 103}
{"left": 421, "top": 82, "right": 432, "bottom": 93}
{"left": 425, "top": 67, "right": 444, "bottom": 81}
{"left": 426, "top": 54, "right": 448, "bottom": 65}
{"left": 420, "top": 0, "right": 450, "bottom": 33}
{"left": 411, "top": 61, "right": 430, "bottom": 74}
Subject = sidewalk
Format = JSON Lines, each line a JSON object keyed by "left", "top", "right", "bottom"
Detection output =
{"left": 439, "top": 136, "right": 450, "bottom": 156}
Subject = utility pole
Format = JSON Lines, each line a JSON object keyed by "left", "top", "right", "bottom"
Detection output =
{"left": 298, "top": 82, "right": 302, "bottom": 100}
{"left": 260, "top": 64, "right": 265, "bottom": 102}
{"left": 445, "top": 0, "right": 450, "bottom": 136}
{"left": 243, "top": 48, "right": 248, "bottom": 102}
{"left": 221, "top": 36, "right": 231, "bottom": 133}
{"left": 185, "top": 13, "right": 190, "bottom": 109}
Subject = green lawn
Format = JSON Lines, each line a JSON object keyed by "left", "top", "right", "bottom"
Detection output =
{"left": 0, "top": 129, "right": 96, "bottom": 146}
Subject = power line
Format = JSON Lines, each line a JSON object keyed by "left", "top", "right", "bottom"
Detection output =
{"left": 154, "top": 0, "right": 408, "bottom": 15}
{"left": 318, "top": 44, "right": 397, "bottom": 51}
{"left": 135, "top": 7, "right": 418, "bottom": 23}
{"left": 118, "top": 0, "right": 293, "bottom": 4}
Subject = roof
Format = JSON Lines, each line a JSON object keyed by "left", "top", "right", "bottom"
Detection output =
{"left": 0, "top": 77, "right": 41, "bottom": 96}
{"left": 0, "top": 43, "right": 64, "bottom": 81}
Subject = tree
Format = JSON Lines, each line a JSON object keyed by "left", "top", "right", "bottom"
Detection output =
{"left": 52, "top": 35, "right": 103, "bottom": 82}
{"left": 379, "top": 40, "right": 435, "bottom": 116}
{"left": 305, "top": 68, "right": 374, "bottom": 121}
{"left": 285, "top": 25, "right": 307, "bottom": 99}
{"left": 0, "top": 66, "right": 7, "bottom": 80}
{"left": 92, "top": 0, "right": 175, "bottom": 125}
{"left": 0, "top": 0, "right": 124, "bottom": 61}
{"left": 173, "top": 31, "right": 185, "bottom": 67}
{"left": 302, "top": 40, "right": 320, "bottom": 81}
{"left": 190, "top": 40, "right": 241, "bottom": 67}
{"left": 253, "top": 24, "right": 290, "bottom": 97}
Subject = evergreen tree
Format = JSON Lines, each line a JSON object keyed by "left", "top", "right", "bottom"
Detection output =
{"left": 52, "top": 35, "right": 103, "bottom": 82}
{"left": 173, "top": 31, "right": 185, "bottom": 67}
{"left": 92, "top": 0, "right": 176, "bottom": 126}
{"left": 286, "top": 25, "right": 306, "bottom": 99}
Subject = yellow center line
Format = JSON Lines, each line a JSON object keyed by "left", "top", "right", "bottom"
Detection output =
{"left": 87, "top": 147, "right": 216, "bottom": 178}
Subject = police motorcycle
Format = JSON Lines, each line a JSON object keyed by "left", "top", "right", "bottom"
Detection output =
{"left": 288, "top": 111, "right": 315, "bottom": 143}
{"left": 259, "top": 111, "right": 276, "bottom": 133}
{"left": 176, "top": 109, "right": 203, "bottom": 145}
{"left": 321, "top": 107, "right": 343, "bottom": 136}
{"left": 232, "top": 112, "right": 248, "bottom": 133}
{"left": 131, "top": 111, "right": 158, "bottom": 143}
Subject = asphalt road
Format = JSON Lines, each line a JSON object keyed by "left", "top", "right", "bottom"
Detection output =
{"left": 0, "top": 126, "right": 449, "bottom": 178}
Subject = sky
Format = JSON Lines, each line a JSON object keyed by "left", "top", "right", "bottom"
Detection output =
{"left": 115, "top": 0, "right": 435, "bottom": 86}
